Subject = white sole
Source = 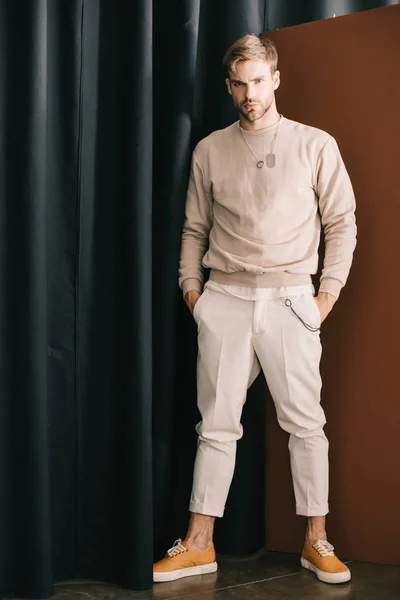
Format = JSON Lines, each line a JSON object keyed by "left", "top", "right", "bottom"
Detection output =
{"left": 153, "top": 561, "right": 218, "bottom": 583}
{"left": 301, "top": 557, "right": 351, "bottom": 584}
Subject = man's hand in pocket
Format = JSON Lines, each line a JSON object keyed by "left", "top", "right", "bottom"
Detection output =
{"left": 185, "top": 289, "right": 201, "bottom": 314}
{"left": 314, "top": 292, "right": 336, "bottom": 323}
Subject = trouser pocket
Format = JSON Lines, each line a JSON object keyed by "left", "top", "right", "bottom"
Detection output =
{"left": 284, "top": 293, "right": 321, "bottom": 331}
{"left": 193, "top": 288, "right": 208, "bottom": 323}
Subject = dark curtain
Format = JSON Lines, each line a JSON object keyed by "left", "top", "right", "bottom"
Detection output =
{"left": 0, "top": 0, "right": 397, "bottom": 597}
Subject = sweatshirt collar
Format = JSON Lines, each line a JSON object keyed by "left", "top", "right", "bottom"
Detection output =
{"left": 238, "top": 115, "right": 286, "bottom": 137}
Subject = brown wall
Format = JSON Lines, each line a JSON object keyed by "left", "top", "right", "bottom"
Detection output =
{"left": 265, "top": 5, "right": 400, "bottom": 565}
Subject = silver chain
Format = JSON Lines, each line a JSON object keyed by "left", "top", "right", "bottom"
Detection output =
{"left": 238, "top": 114, "right": 282, "bottom": 168}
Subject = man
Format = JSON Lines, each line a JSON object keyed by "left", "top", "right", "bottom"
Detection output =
{"left": 154, "top": 33, "right": 356, "bottom": 585}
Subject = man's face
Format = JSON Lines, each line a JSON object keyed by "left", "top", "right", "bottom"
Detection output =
{"left": 226, "top": 60, "right": 280, "bottom": 122}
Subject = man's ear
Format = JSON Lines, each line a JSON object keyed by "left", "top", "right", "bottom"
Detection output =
{"left": 225, "top": 77, "right": 232, "bottom": 96}
{"left": 273, "top": 70, "right": 281, "bottom": 91}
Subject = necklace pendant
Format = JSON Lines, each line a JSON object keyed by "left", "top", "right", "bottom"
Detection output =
{"left": 257, "top": 160, "right": 264, "bottom": 168}
{"left": 266, "top": 153, "right": 275, "bottom": 168}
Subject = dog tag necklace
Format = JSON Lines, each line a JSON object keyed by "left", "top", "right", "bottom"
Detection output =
{"left": 239, "top": 114, "right": 282, "bottom": 168}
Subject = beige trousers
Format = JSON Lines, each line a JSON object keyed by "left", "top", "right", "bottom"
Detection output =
{"left": 190, "top": 281, "right": 329, "bottom": 518}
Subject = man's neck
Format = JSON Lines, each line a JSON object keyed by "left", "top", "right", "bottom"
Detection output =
{"left": 239, "top": 107, "right": 281, "bottom": 131}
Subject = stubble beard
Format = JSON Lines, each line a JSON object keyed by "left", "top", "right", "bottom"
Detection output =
{"left": 235, "top": 98, "right": 274, "bottom": 122}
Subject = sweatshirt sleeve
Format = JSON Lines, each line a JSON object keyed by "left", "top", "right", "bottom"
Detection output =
{"left": 315, "top": 136, "right": 357, "bottom": 299}
{"left": 178, "top": 150, "right": 213, "bottom": 297}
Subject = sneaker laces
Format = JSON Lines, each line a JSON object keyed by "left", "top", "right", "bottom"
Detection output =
{"left": 313, "top": 540, "right": 335, "bottom": 557}
{"left": 167, "top": 538, "right": 188, "bottom": 558}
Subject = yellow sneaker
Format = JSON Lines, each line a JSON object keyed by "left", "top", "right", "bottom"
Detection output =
{"left": 301, "top": 539, "right": 351, "bottom": 584}
{"left": 153, "top": 538, "right": 218, "bottom": 583}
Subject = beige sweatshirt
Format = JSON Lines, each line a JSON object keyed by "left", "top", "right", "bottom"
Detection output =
{"left": 179, "top": 116, "right": 356, "bottom": 299}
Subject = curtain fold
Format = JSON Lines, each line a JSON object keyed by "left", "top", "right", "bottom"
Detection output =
{"left": 0, "top": 1, "right": 53, "bottom": 596}
{"left": 75, "top": 0, "right": 153, "bottom": 589}
{"left": 0, "top": 0, "right": 397, "bottom": 596}
{"left": 151, "top": 0, "right": 201, "bottom": 558}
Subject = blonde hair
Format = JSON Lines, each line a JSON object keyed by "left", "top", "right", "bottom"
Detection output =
{"left": 222, "top": 33, "right": 278, "bottom": 75}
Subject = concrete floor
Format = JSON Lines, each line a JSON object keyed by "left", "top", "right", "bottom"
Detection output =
{"left": 49, "top": 550, "right": 400, "bottom": 600}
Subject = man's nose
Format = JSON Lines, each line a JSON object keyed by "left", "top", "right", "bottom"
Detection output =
{"left": 246, "top": 83, "right": 256, "bottom": 100}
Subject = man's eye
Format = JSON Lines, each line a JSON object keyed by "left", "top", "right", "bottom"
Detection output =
{"left": 233, "top": 82, "right": 242, "bottom": 87}
{"left": 255, "top": 79, "right": 263, "bottom": 83}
